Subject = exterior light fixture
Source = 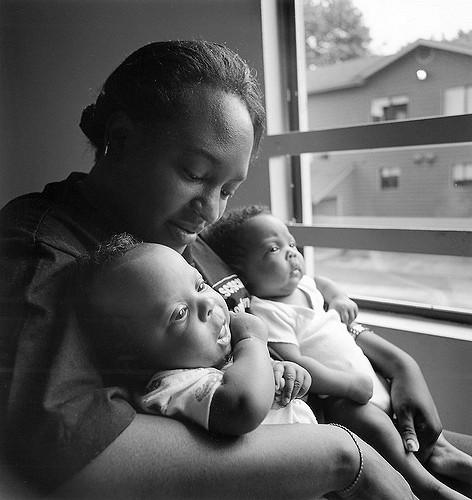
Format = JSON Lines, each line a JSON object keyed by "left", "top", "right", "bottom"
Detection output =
{"left": 416, "top": 69, "right": 427, "bottom": 81}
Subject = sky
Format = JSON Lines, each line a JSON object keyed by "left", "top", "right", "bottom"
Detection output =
{"left": 351, "top": 0, "right": 472, "bottom": 54}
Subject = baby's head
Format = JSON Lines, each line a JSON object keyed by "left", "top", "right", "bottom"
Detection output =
{"left": 204, "top": 206, "right": 305, "bottom": 299}
{"left": 79, "top": 234, "right": 232, "bottom": 377}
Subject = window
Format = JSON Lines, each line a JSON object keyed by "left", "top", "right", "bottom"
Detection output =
{"left": 380, "top": 167, "right": 400, "bottom": 189}
{"left": 261, "top": 0, "right": 472, "bottom": 319}
{"left": 371, "top": 96, "right": 409, "bottom": 122}
{"left": 444, "top": 85, "right": 472, "bottom": 115}
{"left": 453, "top": 163, "right": 472, "bottom": 187}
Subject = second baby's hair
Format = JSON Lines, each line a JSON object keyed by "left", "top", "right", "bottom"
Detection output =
{"left": 203, "top": 204, "right": 270, "bottom": 273}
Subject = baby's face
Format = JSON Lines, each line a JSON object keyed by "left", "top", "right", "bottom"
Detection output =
{"left": 239, "top": 214, "right": 305, "bottom": 299}
{"left": 102, "top": 244, "right": 232, "bottom": 370}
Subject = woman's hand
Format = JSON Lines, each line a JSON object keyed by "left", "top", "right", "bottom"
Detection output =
{"left": 229, "top": 311, "right": 268, "bottom": 345}
{"left": 357, "top": 331, "right": 442, "bottom": 461}
{"left": 328, "top": 295, "right": 358, "bottom": 325}
{"left": 272, "top": 360, "right": 311, "bottom": 406}
{"left": 389, "top": 356, "right": 442, "bottom": 461}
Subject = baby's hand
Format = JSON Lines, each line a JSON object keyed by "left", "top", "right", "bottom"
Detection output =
{"left": 272, "top": 360, "right": 312, "bottom": 406}
{"left": 346, "top": 371, "right": 373, "bottom": 404}
{"left": 229, "top": 311, "right": 268, "bottom": 345}
{"left": 328, "top": 295, "right": 358, "bottom": 325}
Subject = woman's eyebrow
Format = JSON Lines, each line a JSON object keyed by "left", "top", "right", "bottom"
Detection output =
{"left": 181, "top": 145, "right": 218, "bottom": 164}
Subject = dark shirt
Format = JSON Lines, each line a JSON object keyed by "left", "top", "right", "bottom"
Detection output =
{"left": 0, "top": 172, "right": 252, "bottom": 493}
{"left": 0, "top": 173, "right": 135, "bottom": 492}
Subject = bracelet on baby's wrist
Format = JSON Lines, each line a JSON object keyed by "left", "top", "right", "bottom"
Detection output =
{"left": 347, "top": 323, "right": 373, "bottom": 342}
{"left": 329, "top": 423, "right": 364, "bottom": 497}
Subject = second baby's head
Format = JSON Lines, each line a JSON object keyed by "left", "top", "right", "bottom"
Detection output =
{"left": 204, "top": 206, "right": 305, "bottom": 299}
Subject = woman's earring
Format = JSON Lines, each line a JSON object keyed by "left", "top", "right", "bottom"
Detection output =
{"left": 104, "top": 143, "right": 109, "bottom": 157}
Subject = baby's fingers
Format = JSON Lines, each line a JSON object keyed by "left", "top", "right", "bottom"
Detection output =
{"left": 281, "top": 370, "right": 296, "bottom": 406}
{"left": 272, "top": 361, "right": 284, "bottom": 391}
{"left": 297, "top": 371, "right": 312, "bottom": 399}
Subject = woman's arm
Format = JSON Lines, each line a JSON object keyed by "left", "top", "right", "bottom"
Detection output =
{"left": 49, "top": 414, "right": 415, "bottom": 500}
{"left": 270, "top": 342, "right": 373, "bottom": 404}
{"left": 356, "top": 330, "right": 442, "bottom": 459}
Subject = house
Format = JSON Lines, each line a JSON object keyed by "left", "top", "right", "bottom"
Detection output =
{"left": 306, "top": 39, "right": 472, "bottom": 220}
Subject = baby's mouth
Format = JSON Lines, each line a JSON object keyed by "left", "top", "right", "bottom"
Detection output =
{"left": 290, "top": 266, "right": 302, "bottom": 278}
{"left": 216, "top": 321, "right": 231, "bottom": 346}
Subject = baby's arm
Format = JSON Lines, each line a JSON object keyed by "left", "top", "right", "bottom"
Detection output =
{"left": 209, "top": 312, "right": 275, "bottom": 436}
{"left": 315, "top": 275, "right": 358, "bottom": 325}
{"left": 270, "top": 341, "right": 373, "bottom": 404}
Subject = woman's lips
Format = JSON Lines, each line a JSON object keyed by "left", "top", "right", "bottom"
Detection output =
{"left": 167, "top": 221, "right": 202, "bottom": 244}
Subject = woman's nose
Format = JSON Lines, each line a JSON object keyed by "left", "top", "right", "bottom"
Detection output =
{"left": 192, "top": 189, "right": 222, "bottom": 224}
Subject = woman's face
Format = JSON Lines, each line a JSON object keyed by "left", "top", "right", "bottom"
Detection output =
{"left": 115, "top": 87, "right": 254, "bottom": 253}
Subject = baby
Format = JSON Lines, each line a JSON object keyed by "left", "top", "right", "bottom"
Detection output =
{"left": 203, "top": 205, "right": 472, "bottom": 500}
{"left": 77, "top": 233, "right": 316, "bottom": 437}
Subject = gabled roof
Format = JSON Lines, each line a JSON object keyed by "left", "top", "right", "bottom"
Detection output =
{"left": 306, "top": 39, "right": 472, "bottom": 95}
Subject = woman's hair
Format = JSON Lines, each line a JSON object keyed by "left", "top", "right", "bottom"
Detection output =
{"left": 80, "top": 40, "right": 265, "bottom": 160}
{"left": 203, "top": 204, "right": 270, "bottom": 281}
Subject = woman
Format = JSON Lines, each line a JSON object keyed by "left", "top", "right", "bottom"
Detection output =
{"left": 0, "top": 39, "right": 425, "bottom": 499}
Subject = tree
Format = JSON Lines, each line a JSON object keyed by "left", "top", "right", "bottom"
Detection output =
{"left": 448, "top": 29, "right": 472, "bottom": 46}
{"left": 304, "top": 0, "right": 371, "bottom": 69}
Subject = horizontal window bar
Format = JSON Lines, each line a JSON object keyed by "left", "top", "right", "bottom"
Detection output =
{"left": 288, "top": 224, "right": 472, "bottom": 256}
{"left": 354, "top": 296, "right": 472, "bottom": 326}
{"left": 263, "top": 114, "right": 472, "bottom": 157}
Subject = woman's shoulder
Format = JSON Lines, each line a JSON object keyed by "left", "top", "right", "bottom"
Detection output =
{"left": 1, "top": 173, "right": 109, "bottom": 259}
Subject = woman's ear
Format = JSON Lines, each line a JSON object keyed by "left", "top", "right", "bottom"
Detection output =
{"left": 104, "top": 112, "right": 138, "bottom": 162}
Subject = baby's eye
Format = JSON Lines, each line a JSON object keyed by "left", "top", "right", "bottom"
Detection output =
{"left": 289, "top": 241, "right": 297, "bottom": 248}
{"left": 197, "top": 281, "right": 209, "bottom": 292}
{"left": 173, "top": 306, "right": 189, "bottom": 322}
{"left": 269, "top": 245, "right": 280, "bottom": 253}
{"left": 221, "top": 188, "right": 233, "bottom": 200}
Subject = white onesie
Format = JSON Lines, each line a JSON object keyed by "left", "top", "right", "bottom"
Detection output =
{"left": 250, "top": 275, "right": 391, "bottom": 412}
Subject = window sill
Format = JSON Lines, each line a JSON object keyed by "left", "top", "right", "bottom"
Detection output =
{"left": 357, "top": 310, "right": 472, "bottom": 342}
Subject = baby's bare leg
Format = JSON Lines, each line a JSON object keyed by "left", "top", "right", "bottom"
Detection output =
{"left": 325, "top": 399, "right": 470, "bottom": 500}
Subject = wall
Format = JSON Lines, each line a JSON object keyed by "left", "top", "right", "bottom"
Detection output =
{"left": 365, "top": 321, "right": 472, "bottom": 435}
{"left": 0, "top": 0, "right": 270, "bottom": 209}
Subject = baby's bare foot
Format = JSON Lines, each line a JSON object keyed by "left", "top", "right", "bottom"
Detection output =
{"left": 426, "top": 433, "right": 472, "bottom": 484}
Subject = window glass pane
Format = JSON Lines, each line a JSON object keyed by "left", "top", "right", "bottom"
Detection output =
{"left": 444, "top": 86, "right": 465, "bottom": 115}
{"left": 310, "top": 247, "right": 472, "bottom": 311}
{"left": 302, "top": 144, "right": 472, "bottom": 312}
{"left": 303, "top": 0, "right": 472, "bottom": 129}
{"left": 305, "top": 143, "right": 472, "bottom": 222}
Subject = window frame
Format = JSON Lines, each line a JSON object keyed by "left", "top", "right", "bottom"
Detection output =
{"left": 262, "top": 0, "right": 472, "bottom": 324}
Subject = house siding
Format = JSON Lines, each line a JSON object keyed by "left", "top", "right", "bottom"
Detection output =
{"left": 307, "top": 45, "right": 472, "bottom": 219}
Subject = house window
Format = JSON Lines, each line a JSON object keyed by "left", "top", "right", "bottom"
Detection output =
{"left": 453, "top": 163, "right": 472, "bottom": 187}
{"left": 380, "top": 167, "right": 400, "bottom": 189}
{"left": 262, "top": 0, "right": 472, "bottom": 317}
{"left": 444, "top": 85, "right": 472, "bottom": 115}
{"left": 371, "top": 96, "right": 409, "bottom": 122}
